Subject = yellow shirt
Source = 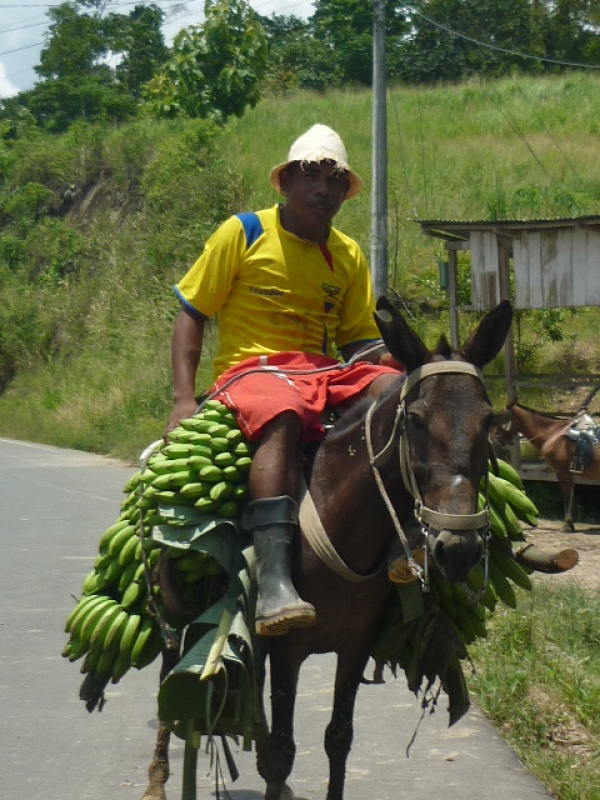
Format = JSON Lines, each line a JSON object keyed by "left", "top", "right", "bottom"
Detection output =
{"left": 175, "top": 205, "right": 380, "bottom": 379}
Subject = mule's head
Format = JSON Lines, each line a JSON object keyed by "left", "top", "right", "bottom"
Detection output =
{"left": 374, "top": 297, "right": 513, "bottom": 583}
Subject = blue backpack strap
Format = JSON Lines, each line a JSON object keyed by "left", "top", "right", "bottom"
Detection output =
{"left": 236, "top": 212, "right": 264, "bottom": 248}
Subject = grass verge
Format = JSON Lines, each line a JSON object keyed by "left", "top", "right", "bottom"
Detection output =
{"left": 469, "top": 582, "right": 600, "bottom": 800}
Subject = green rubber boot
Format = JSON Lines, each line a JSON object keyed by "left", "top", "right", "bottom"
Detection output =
{"left": 244, "top": 496, "right": 316, "bottom": 636}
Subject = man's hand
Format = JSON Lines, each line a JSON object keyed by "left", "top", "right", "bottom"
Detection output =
{"left": 164, "top": 398, "right": 200, "bottom": 441}
{"left": 379, "top": 351, "right": 404, "bottom": 370}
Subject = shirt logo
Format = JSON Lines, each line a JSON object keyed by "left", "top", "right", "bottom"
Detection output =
{"left": 322, "top": 283, "right": 340, "bottom": 314}
{"left": 322, "top": 283, "right": 341, "bottom": 299}
{"left": 249, "top": 286, "right": 284, "bottom": 297}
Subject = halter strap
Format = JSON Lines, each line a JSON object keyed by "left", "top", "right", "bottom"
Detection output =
{"left": 367, "top": 360, "right": 491, "bottom": 589}
{"left": 401, "top": 361, "right": 483, "bottom": 400}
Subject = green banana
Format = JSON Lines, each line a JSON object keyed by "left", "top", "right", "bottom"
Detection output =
{"left": 179, "top": 481, "right": 210, "bottom": 499}
{"left": 499, "top": 500, "right": 526, "bottom": 541}
{"left": 118, "top": 530, "right": 140, "bottom": 567}
{"left": 96, "top": 648, "right": 118, "bottom": 679}
{"left": 79, "top": 597, "right": 118, "bottom": 649}
{"left": 454, "top": 607, "right": 477, "bottom": 645}
{"left": 489, "top": 540, "right": 533, "bottom": 591}
{"left": 67, "top": 636, "right": 90, "bottom": 663}
{"left": 89, "top": 602, "right": 123, "bottom": 651}
{"left": 119, "top": 614, "right": 142, "bottom": 658}
{"left": 123, "top": 471, "right": 142, "bottom": 494}
{"left": 208, "top": 436, "right": 230, "bottom": 453}
{"left": 494, "top": 458, "right": 524, "bottom": 490}
{"left": 209, "top": 480, "right": 235, "bottom": 503}
{"left": 198, "top": 465, "right": 223, "bottom": 483}
{"left": 103, "top": 608, "right": 130, "bottom": 654}
{"left": 218, "top": 501, "right": 241, "bottom": 518}
{"left": 131, "top": 618, "right": 158, "bottom": 667}
{"left": 488, "top": 559, "right": 517, "bottom": 609}
{"left": 80, "top": 645, "right": 103, "bottom": 675}
{"left": 94, "top": 551, "right": 113, "bottom": 571}
{"left": 110, "top": 651, "right": 132, "bottom": 684}
{"left": 121, "top": 580, "right": 146, "bottom": 611}
{"left": 65, "top": 593, "right": 102, "bottom": 634}
{"left": 162, "top": 443, "right": 194, "bottom": 459}
{"left": 214, "top": 451, "right": 236, "bottom": 468}
{"left": 81, "top": 568, "right": 105, "bottom": 595}
{"left": 68, "top": 594, "right": 111, "bottom": 639}
{"left": 117, "top": 558, "right": 139, "bottom": 594}
{"left": 235, "top": 456, "right": 252, "bottom": 473}
{"left": 108, "top": 525, "right": 137, "bottom": 558}
{"left": 133, "top": 626, "right": 163, "bottom": 670}
{"left": 491, "top": 473, "right": 539, "bottom": 521}
{"left": 98, "top": 519, "right": 131, "bottom": 552}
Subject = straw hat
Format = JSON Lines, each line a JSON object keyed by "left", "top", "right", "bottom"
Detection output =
{"left": 269, "top": 124, "right": 363, "bottom": 200}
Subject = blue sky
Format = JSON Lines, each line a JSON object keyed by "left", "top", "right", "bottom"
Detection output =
{"left": 0, "top": 0, "right": 315, "bottom": 99}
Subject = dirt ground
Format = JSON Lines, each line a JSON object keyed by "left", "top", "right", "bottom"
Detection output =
{"left": 524, "top": 519, "right": 600, "bottom": 593}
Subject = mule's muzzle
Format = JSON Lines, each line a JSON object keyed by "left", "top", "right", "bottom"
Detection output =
{"left": 429, "top": 528, "right": 483, "bottom": 584}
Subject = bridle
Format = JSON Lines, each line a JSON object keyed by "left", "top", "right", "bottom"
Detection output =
{"left": 365, "top": 360, "right": 492, "bottom": 591}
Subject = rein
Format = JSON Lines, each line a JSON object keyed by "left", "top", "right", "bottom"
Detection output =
{"left": 365, "top": 361, "right": 492, "bottom": 591}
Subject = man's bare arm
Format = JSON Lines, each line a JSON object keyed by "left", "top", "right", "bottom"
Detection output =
{"left": 165, "top": 308, "right": 206, "bottom": 436}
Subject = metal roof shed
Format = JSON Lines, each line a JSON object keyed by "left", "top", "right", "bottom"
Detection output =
{"left": 419, "top": 216, "right": 600, "bottom": 401}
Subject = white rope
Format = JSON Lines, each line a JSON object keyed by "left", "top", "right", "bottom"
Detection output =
{"left": 364, "top": 401, "right": 426, "bottom": 586}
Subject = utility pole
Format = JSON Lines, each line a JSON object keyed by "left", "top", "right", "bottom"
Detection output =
{"left": 371, "top": 0, "right": 388, "bottom": 300}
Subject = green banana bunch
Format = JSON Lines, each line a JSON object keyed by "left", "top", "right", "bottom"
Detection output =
{"left": 428, "top": 457, "right": 538, "bottom": 646}
{"left": 63, "top": 399, "right": 257, "bottom": 695}
{"left": 140, "top": 400, "right": 254, "bottom": 518}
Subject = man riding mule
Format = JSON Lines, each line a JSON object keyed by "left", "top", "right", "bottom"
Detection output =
{"left": 166, "top": 124, "right": 400, "bottom": 637}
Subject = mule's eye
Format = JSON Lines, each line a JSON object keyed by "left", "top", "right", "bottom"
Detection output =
{"left": 407, "top": 412, "right": 425, "bottom": 431}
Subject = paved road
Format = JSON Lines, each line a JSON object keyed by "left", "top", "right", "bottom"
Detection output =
{"left": 1, "top": 437, "right": 553, "bottom": 800}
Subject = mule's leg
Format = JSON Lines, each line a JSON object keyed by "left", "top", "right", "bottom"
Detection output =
{"left": 141, "top": 647, "right": 179, "bottom": 800}
{"left": 324, "top": 649, "right": 371, "bottom": 800}
{"left": 256, "top": 640, "right": 303, "bottom": 800}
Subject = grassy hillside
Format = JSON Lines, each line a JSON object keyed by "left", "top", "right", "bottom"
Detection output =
{"left": 1, "top": 74, "right": 600, "bottom": 461}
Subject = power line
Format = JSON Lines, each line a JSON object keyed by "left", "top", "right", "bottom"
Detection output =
{"left": 402, "top": 4, "right": 600, "bottom": 72}
{"left": 0, "top": 0, "right": 313, "bottom": 88}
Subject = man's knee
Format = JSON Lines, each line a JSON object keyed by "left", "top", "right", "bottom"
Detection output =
{"left": 260, "top": 410, "right": 303, "bottom": 443}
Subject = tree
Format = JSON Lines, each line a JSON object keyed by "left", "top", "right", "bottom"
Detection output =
{"left": 0, "top": 2, "right": 168, "bottom": 133}
{"left": 394, "top": 0, "right": 600, "bottom": 84}
{"left": 107, "top": 4, "right": 169, "bottom": 101}
{"left": 260, "top": 14, "right": 338, "bottom": 91}
{"left": 142, "top": 0, "right": 268, "bottom": 121}
{"left": 311, "top": 0, "right": 407, "bottom": 86}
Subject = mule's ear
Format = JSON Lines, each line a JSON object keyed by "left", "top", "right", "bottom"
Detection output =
{"left": 374, "top": 296, "right": 430, "bottom": 372}
{"left": 460, "top": 300, "right": 513, "bottom": 368}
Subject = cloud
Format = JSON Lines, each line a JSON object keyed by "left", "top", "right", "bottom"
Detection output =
{"left": 0, "top": 0, "right": 316, "bottom": 98}
{"left": 0, "top": 61, "right": 21, "bottom": 100}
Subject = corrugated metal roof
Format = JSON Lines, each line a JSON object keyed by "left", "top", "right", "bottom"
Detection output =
{"left": 418, "top": 215, "right": 600, "bottom": 241}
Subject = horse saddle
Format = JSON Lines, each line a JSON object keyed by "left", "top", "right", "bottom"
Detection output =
{"left": 566, "top": 413, "right": 600, "bottom": 473}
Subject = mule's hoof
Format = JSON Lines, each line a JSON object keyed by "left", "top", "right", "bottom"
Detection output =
{"left": 255, "top": 603, "right": 316, "bottom": 636}
{"left": 280, "top": 784, "right": 295, "bottom": 800}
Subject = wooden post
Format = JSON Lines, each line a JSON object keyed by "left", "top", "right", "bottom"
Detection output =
{"left": 498, "top": 238, "right": 520, "bottom": 467}
{"left": 447, "top": 246, "right": 459, "bottom": 348}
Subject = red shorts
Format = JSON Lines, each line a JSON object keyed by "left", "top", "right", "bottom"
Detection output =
{"left": 210, "top": 352, "right": 400, "bottom": 442}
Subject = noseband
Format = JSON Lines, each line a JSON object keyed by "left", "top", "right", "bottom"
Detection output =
{"left": 365, "top": 361, "right": 492, "bottom": 590}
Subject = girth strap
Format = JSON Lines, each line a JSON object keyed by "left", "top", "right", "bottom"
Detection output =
{"left": 298, "top": 475, "right": 383, "bottom": 583}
